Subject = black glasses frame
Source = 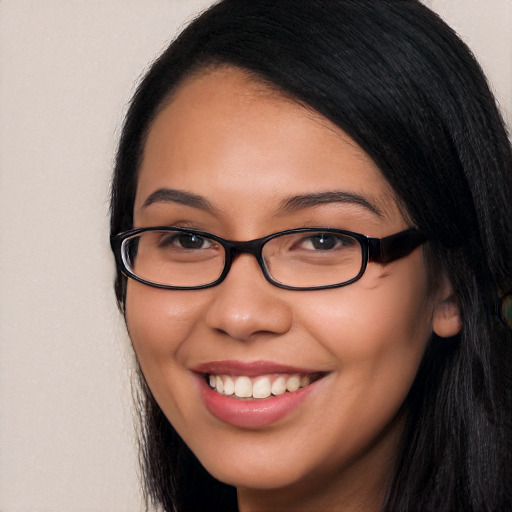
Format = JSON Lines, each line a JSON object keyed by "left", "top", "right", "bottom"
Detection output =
{"left": 111, "top": 226, "right": 427, "bottom": 291}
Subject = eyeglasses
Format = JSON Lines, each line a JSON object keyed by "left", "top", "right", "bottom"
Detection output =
{"left": 111, "top": 226, "right": 427, "bottom": 291}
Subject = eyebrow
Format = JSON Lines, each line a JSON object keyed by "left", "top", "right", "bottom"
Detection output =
{"left": 278, "top": 191, "right": 383, "bottom": 217}
{"left": 142, "top": 187, "right": 383, "bottom": 218}
{"left": 142, "top": 188, "right": 214, "bottom": 211}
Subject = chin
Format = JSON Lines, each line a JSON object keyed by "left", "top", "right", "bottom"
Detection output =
{"left": 197, "top": 450, "right": 310, "bottom": 490}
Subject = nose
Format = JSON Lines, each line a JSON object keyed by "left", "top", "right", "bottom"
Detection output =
{"left": 204, "top": 254, "right": 293, "bottom": 342}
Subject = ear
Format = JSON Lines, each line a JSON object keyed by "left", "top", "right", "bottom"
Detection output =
{"left": 432, "top": 279, "right": 462, "bottom": 338}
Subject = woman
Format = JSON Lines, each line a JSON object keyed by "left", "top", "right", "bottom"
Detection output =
{"left": 110, "top": 1, "right": 512, "bottom": 510}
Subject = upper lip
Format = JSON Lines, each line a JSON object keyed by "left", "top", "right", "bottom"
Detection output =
{"left": 192, "top": 360, "right": 326, "bottom": 377}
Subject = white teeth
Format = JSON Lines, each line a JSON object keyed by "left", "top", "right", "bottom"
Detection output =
{"left": 234, "top": 376, "right": 252, "bottom": 398}
{"left": 208, "top": 373, "right": 312, "bottom": 399}
{"left": 223, "top": 375, "right": 235, "bottom": 396}
{"left": 286, "top": 375, "right": 300, "bottom": 392}
{"left": 215, "top": 375, "right": 224, "bottom": 394}
{"left": 253, "top": 376, "right": 272, "bottom": 399}
{"left": 300, "top": 375, "right": 311, "bottom": 388}
{"left": 271, "top": 376, "right": 287, "bottom": 396}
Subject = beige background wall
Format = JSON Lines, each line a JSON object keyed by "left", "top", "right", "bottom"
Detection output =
{"left": 0, "top": 1, "right": 510, "bottom": 511}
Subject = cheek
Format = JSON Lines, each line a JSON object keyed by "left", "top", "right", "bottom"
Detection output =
{"left": 313, "top": 252, "right": 431, "bottom": 343}
{"left": 124, "top": 282, "right": 213, "bottom": 436}
{"left": 124, "top": 282, "right": 202, "bottom": 386}
{"left": 301, "top": 257, "right": 433, "bottom": 410}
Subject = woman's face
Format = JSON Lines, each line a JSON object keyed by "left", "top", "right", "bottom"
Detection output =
{"left": 126, "top": 67, "right": 440, "bottom": 507}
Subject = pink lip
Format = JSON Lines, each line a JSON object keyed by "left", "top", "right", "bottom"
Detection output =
{"left": 193, "top": 359, "right": 319, "bottom": 376}
{"left": 193, "top": 360, "right": 327, "bottom": 429}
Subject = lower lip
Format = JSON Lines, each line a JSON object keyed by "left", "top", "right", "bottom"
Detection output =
{"left": 197, "top": 375, "right": 322, "bottom": 428}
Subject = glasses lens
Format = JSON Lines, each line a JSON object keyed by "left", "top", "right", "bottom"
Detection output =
{"left": 262, "top": 230, "right": 363, "bottom": 288}
{"left": 122, "top": 230, "right": 225, "bottom": 287}
{"left": 498, "top": 293, "right": 512, "bottom": 330}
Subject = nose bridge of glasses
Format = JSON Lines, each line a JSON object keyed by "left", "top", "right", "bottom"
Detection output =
{"left": 224, "top": 238, "right": 265, "bottom": 262}
{"left": 217, "top": 237, "right": 269, "bottom": 285}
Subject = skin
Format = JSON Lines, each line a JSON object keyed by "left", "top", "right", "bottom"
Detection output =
{"left": 126, "top": 66, "right": 460, "bottom": 512}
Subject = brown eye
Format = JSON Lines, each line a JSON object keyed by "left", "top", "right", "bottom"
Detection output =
{"left": 296, "top": 233, "right": 356, "bottom": 252}
{"left": 159, "top": 232, "right": 212, "bottom": 250}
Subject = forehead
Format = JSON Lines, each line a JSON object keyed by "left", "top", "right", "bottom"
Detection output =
{"left": 135, "top": 66, "right": 402, "bottom": 231}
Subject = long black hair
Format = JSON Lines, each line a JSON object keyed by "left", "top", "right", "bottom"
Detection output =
{"left": 110, "top": 1, "right": 512, "bottom": 510}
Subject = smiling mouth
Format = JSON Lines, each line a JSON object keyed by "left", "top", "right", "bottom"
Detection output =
{"left": 206, "top": 372, "right": 325, "bottom": 400}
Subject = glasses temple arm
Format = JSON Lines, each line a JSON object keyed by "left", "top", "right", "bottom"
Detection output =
{"left": 368, "top": 229, "right": 427, "bottom": 264}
